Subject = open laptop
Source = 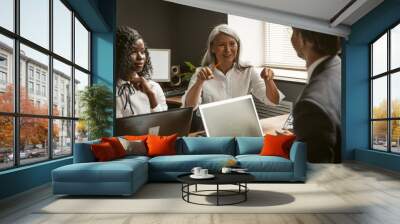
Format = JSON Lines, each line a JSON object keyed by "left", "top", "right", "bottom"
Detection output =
{"left": 115, "top": 107, "right": 193, "bottom": 137}
{"left": 199, "top": 95, "right": 264, "bottom": 137}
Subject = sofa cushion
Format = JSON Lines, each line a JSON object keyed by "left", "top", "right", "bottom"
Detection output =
{"left": 91, "top": 142, "right": 118, "bottom": 161}
{"left": 178, "top": 137, "right": 235, "bottom": 155}
{"left": 148, "top": 154, "right": 235, "bottom": 172}
{"left": 115, "top": 155, "right": 150, "bottom": 163}
{"left": 236, "top": 155, "right": 293, "bottom": 172}
{"left": 118, "top": 137, "right": 147, "bottom": 156}
{"left": 53, "top": 158, "right": 147, "bottom": 183}
{"left": 124, "top": 135, "right": 148, "bottom": 141}
{"left": 260, "top": 134, "right": 296, "bottom": 159}
{"left": 101, "top": 137, "right": 127, "bottom": 158}
{"left": 147, "top": 134, "right": 178, "bottom": 157}
{"left": 236, "top": 137, "right": 263, "bottom": 155}
{"left": 73, "top": 140, "right": 100, "bottom": 163}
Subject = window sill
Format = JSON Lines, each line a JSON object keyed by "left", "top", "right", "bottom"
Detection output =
{"left": 0, "top": 156, "right": 72, "bottom": 175}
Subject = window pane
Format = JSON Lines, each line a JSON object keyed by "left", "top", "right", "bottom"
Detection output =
{"left": 53, "top": 119, "right": 72, "bottom": 158}
{"left": 391, "top": 120, "right": 400, "bottom": 153}
{"left": 53, "top": 0, "right": 72, "bottom": 60}
{"left": 20, "top": 117, "right": 49, "bottom": 165}
{"left": 75, "top": 120, "right": 88, "bottom": 143}
{"left": 53, "top": 59, "right": 72, "bottom": 117}
{"left": 20, "top": 44, "right": 49, "bottom": 115}
{"left": 372, "top": 76, "right": 387, "bottom": 119}
{"left": 391, "top": 24, "right": 400, "bottom": 70}
{"left": 0, "top": 34, "right": 14, "bottom": 112}
{"left": 74, "top": 18, "right": 89, "bottom": 70}
{"left": 0, "top": 116, "right": 13, "bottom": 170}
{"left": 391, "top": 72, "right": 400, "bottom": 118}
{"left": 0, "top": 0, "right": 14, "bottom": 31}
{"left": 20, "top": 0, "right": 49, "bottom": 49}
{"left": 372, "top": 33, "right": 387, "bottom": 76}
{"left": 74, "top": 69, "right": 89, "bottom": 118}
{"left": 372, "top": 121, "right": 388, "bottom": 151}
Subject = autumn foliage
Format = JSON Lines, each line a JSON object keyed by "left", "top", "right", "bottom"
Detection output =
{"left": 0, "top": 84, "right": 59, "bottom": 150}
{"left": 372, "top": 99, "right": 400, "bottom": 141}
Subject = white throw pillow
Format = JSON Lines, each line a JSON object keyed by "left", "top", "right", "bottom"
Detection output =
{"left": 118, "top": 137, "right": 147, "bottom": 156}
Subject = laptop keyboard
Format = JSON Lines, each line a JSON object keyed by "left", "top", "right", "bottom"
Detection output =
{"left": 164, "top": 88, "right": 186, "bottom": 97}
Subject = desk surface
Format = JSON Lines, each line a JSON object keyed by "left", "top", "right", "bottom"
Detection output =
{"left": 260, "top": 114, "right": 290, "bottom": 135}
{"left": 188, "top": 114, "right": 290, "bottom": 137}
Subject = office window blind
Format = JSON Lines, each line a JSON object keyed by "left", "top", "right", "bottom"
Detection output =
{"left": 228, "top": 15, "right": 307, "bottom": 81}
{"left": 264, "top": 23, "right": 306, "bottom": 70}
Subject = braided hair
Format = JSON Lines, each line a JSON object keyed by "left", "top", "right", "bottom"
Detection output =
{"left": 116, "top": 26, "right": 153, "bottom": 80}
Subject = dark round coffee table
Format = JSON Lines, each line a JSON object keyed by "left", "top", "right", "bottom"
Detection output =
{"left": 177, "top": 173, "right": 255, "bottom": 206}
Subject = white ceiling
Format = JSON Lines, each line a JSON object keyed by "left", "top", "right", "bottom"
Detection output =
{"left": 225, "top": 0, "right": 352, "bottom": 23}
{"left": 163, "top": 0, "right": 384, "bottom": 37}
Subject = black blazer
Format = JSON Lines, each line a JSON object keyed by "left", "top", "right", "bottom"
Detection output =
{"left": 293, "top": 56, "right": 341, "bottom": 163}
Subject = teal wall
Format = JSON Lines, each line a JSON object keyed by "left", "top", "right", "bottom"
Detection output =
{"left": 91, "top": 0, "right": 116, "bottom": 136}
{"left": 344, "top": 0, "right": 400, "bottom": 171}
{"left": 0, "top": 158, "right": 72, "bottom": 199}
{"left": 0, "top": 0, "right": 116, "bottom": 200}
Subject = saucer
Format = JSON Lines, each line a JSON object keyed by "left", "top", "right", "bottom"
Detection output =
{"left": 190, "top": 174, "right": 215, "bottom": 179}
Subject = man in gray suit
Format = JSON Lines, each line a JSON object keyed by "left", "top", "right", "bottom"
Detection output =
{"left": 289, "top": 28, "right": 341, "bottom": 163}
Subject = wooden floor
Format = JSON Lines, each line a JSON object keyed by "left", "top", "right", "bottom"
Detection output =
{"left": 1, "top": 162, "right": 400, "bottom": 224}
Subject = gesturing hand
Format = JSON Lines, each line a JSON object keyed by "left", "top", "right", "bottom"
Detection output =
{"left": 196, "top": 66, "right": 214, "bottom": 84}
{"left": 130, "top": 74, "right": 153, "bottom": 95}
{"left": 260, "top": 67, "right": 274, "bottom": 81}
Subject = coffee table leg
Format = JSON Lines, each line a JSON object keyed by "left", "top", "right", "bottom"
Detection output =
{"left": 217, "top": 184, "right": 219, "bottom": 206}
{"left": 245, "top": 183, "right": 247, "bottom": 201}
{"left": 195, "top": 184, "right": 198, "bottom": 192}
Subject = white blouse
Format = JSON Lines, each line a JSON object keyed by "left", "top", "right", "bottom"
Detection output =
{"left": 116, "top": 79, "right": 168, "bottom": 118}
{"left": 182, "top": 65, "right": 285, "bottom": 109}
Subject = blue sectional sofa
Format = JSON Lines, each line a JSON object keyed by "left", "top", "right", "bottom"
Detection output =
{"left": 52, "top": 137, "right": 307, "bottom": 196}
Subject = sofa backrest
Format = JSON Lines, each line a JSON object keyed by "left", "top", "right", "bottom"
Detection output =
{"left": 73, "top": 139, "right": 100, "bottom": 163}
{"left": 177, "top": 137, "right": 236, "bottom": 155}
{"left": 235, "top": 137, "right": 263, "bottom": 155}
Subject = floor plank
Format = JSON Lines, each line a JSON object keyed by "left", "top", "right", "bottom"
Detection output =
{"left": 1, "top": 162, "right": 400, "bottom": 224}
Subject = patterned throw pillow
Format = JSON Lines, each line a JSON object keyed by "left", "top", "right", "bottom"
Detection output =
{"left": 118, "top": 137, "right": 147, "bottom": 156}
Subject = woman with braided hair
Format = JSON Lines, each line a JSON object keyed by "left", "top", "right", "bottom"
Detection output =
{"left": 116, "top": 26, "right": 167, "bottom": 118}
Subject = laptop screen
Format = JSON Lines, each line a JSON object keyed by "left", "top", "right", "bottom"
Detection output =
{"left": 199, "top": 95, "right": 264, "bottom": 137}
{"left": 115, "top": 108, "right": 193, "bottom": 136}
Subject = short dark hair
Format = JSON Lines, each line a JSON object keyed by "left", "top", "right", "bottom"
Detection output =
{"left": 116, "top": 26, "right": 152, "bottom": 80}
{"left": 294, "top": 28, "right": 341, "bottom": 56}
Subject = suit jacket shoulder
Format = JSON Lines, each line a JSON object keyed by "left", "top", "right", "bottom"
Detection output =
{"left": 299, "top": 56, "right": 341, "bottom": 125}
{"left": 293, "top": 56, "right": 342, "bottom": 163}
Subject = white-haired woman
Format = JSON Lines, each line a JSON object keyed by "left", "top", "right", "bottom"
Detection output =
{"left": 182, "top": 24, "right": 284, "bottom": 110}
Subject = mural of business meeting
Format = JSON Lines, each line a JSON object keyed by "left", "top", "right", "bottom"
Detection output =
{"left": 115, "top": 0, "right": 227, "bottom": 137}
{"left": 115, "top": 0, "right": 342, "bottom": 163}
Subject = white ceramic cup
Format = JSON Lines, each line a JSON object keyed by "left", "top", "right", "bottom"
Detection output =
{"left": 221, "top": 167, "right": 232, "bottom": 174}
{"left": 200, "top": 169, "right": 208, "bottom": 176}
{"left": 191, "top": 167, "right": 202, "bottom": 176}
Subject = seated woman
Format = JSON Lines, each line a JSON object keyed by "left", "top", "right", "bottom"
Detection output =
{"left": 116, "top": 26, "right": 167, "bottom": 118}
{"left": 182, "top": 24, "right": 284, "bottom": 110}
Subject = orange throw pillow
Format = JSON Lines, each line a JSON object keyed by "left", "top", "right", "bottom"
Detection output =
{"left": 91, "top": 142, "right": 117, "bottom": 161}
{"left": 124, "top": 135, "right": 148, "bottom": 141}
{"left": 101, "top": 137, "right": 126, "bottom": 158}
{"left": 260, "top": 134, "right": 296, "bottom": 159}
{"left": 146, "top": 134, "right": 178, "bottom": 157}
